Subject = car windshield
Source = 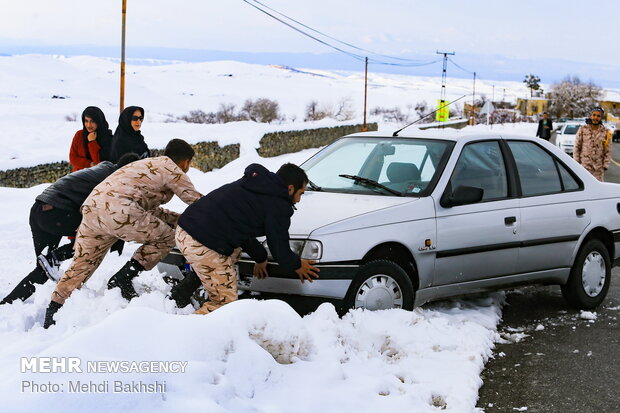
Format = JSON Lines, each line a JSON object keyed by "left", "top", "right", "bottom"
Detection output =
{"left": 302, "top": 137, "right": 453, "bottom": 196}
{"left": 563, "top": 125, "right": 580, "bottom": 134}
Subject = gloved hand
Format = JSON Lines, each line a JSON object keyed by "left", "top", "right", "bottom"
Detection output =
{"left": 43, "top": 301, "right": 63, "bottom": 329}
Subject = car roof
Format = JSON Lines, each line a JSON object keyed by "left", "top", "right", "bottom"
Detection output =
{"left": 344, "top": 129, "right": 539, "bottom": 143}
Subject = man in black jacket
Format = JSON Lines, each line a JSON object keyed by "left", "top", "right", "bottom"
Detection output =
{"left": 172, "top": 163, "right": 319, "bottom": 314}
{"left": 0, "top": 153, "right": 139, "bottom": 305}
{"left": 536, "top": 112, "right": 553, "bottom": 140}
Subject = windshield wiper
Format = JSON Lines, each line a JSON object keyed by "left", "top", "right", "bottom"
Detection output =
{"left": 338, "top": 174, "right": 404, "bottom": 196}
{"left": 307, "top": 179, "right": 323, "bottom": 191}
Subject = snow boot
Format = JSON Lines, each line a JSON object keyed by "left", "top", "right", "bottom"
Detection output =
{"left": 43, "top": 301, "right": 63, "bottom": 329}
{"left": 169, "top": 270, "right": 201, "bottom": 308}
{"left": 107, "top": 259, "right": 145, "bottom": 300}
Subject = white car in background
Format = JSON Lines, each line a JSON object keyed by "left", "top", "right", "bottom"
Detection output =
{"left": 556, "top": 122, "right": 582, "bottom": 154}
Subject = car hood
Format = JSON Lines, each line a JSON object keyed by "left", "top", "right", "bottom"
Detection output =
{"left": 290, "top": 191, "right": 418, "bottom": 236}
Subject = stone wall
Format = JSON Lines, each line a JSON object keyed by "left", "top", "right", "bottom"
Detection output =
{"left": 257, "top": 123, "right": 378, "bottom": 158}
{"left": 1, "top": 141, "right": 240, "bottom": 188}
{"left": 0, "top": 162, "right": 73, "bottom": 189}
{"left": 150, "top": 141, "right": 240, "bottom": 174}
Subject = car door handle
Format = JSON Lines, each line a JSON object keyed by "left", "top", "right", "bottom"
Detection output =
{"left": 576, "top": 208, "right": 586, "bottom": 216}
{"left": 504, "top": 216, "right": 517, "bottom": 225}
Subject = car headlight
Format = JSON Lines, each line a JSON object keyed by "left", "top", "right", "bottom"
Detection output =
{"left": 261, "top": 239, "right": 323, "bottom": 260}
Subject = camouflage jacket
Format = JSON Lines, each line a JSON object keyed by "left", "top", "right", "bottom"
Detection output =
{"left": 573, "top": 124, "right": 611, "bottom": 175}
{"left": 83, "top": 156, "right": 202, "bottom": 215}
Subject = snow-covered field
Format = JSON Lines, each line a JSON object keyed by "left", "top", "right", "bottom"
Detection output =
{"left": 0, "top": 54, "right": 540, "bottom": 412}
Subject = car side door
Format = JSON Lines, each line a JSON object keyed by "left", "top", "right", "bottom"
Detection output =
{"left": 433, "top": 140, "right": 520, "bottom": 286}
{"left": 506, "top": 140, "right": 590, "bottom": 273}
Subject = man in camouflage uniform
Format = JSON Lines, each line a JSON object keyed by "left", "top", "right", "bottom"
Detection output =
{"left": 573, "top": 107, "right": 612, "bottom": 181}
{"left": 43, "top": 139, "right": 202, "bottom": 328}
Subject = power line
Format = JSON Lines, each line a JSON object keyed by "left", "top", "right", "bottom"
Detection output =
{"left": 240, "top": 0, "right": 367, "bottom": 62}
{"left": 448, "top": 57, "right": 476, "bottom": 75}
{"left": 248, "top": 0, "right": 434, "bottom": 64}
{"left": 240, "top": 0, "right": 441, "bottom": 68}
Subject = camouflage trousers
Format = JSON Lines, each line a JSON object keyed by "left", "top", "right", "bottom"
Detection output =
{"left": 175, "top": 226, "right": 241, "bottom": 315}
{"left": 52, "top": 205, "right": 179, "bottom": 304}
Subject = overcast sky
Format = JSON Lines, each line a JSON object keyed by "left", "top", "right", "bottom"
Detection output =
{"left": 2, "top": 0, "right": 619, "bottom": 67}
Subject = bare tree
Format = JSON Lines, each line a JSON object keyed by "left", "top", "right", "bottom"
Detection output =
{"left": 304, "top": 100, "right": 330, "bottom": 121}
{"left": 216, "top": 103, "right": 239, "bottom": 123}
{"left": 334, "top": 97, "right": 355, "bottom": 121}
{"left": 547, "top": 76, "right": 603, "bottom": 119}
{"left": 241, "top": 98, "right": 282, "bottom": 123}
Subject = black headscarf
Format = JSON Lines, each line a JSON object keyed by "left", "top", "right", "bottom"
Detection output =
{"left": 81, "top": 106, "right": 113, "bottom": 161}
{"left": 110, "top": 106, "right": 150, "bottom": 162}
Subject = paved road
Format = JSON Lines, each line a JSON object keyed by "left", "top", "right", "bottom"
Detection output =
{"left": 476, "top": 135, "right": 620, "bottom": 412}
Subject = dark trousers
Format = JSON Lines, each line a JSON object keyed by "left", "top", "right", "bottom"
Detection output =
{"left": 1, "top": 201, "right": 82, "bottom": 304}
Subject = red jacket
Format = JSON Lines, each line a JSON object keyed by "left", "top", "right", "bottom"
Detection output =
{"left": 69, "top": 130, "right": 102, "bottom": 171}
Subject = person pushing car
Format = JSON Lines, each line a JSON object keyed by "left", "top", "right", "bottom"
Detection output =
{"left": 171, "top": 163, "right": 319, "bottom": 314}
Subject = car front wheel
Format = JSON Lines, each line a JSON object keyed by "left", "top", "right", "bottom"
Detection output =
{"left": 561, "top": 239, "right": 611, "bottom": 309}
{"left": 344, "top": 260, "right": 415, "bottom": 311}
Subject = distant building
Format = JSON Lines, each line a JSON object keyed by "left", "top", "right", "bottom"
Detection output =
{"left": 600, "top": 99, "right": 620, "bottom": 121}
{"left": 516, "top": 98, "right": 548, "bottom": 116}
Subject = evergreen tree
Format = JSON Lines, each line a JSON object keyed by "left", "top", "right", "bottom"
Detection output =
{"left": 523, "top": 74, "right": 541, "bottom": 97}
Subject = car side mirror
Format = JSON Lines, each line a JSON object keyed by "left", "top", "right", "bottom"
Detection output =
{"left": 440, "top": 185, "right": 484, "bottom": 208}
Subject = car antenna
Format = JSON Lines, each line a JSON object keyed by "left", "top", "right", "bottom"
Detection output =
{"left": 392, "top": 94, "right": 468, "bottom": 136}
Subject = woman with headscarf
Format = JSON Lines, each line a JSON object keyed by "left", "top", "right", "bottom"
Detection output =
{"left": 110, "top": 106, "right": 150, "bottom": 162}
{"left": 68, "top": 106, "right": 113, "bottom": 171}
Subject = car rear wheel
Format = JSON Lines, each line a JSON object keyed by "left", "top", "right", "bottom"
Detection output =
{"left": 344, "top": 260, "right": 415, "bottom": 311}
{"left": 561, "top": 239, "right": 611, "bottom": 309}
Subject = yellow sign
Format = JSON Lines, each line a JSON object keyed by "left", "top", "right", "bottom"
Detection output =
{"left": 436, "top": 99, "right": 449, "bottom": 122}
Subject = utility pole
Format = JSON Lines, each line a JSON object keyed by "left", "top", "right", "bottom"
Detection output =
{"left": 436, "top": 51, "right": 454, "bottom": 126}
{"left": 471, "top": 71, "right": 476, "bottom": 126}
{"left": 436, "top": 50, "right": 455, "bottom": 103}
{"left": 120, "top": 0, "right": 127, "bottom": 113}
{"left": 363, "top": 57, "right": 368, "bottom": 132}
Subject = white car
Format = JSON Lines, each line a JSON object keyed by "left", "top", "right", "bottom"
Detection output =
{"left": 556, "top": 122, "right": 582, "bottom": 154}
{"left": 162, "top": 130, "right": 620, "bottom": 312}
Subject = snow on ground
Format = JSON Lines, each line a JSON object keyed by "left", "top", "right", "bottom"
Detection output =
{"left": 0, "top": 54, "right": 541, "bottom": 413}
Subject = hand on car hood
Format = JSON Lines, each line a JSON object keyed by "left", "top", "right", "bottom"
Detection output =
{"left": 289, "top": 191, "right": 416, "bottom": 236}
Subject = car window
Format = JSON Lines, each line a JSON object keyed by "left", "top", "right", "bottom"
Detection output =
{"left": 563, "top": 125, "right": 580, "bottom": 135}
{"left": 508, "top": 141, "right": 562, "bottom": 196}
{"left": 557, "top": 162, "right": 580, "bottom": 191}
{"left": 449, "top": 141, "right": 508, "bottom": 201}
{"left": 302, "top": 137, "right": 453, "bottom": 196}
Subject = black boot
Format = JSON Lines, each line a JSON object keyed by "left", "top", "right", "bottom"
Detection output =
{"left": 169, "top": 270, "right": 201, "bottom": 308}
{"left": 43, "top": 301, "right": 63, "bottom": 329}
{"left": 107, "top": 259, "right": 145, "bottom": 300}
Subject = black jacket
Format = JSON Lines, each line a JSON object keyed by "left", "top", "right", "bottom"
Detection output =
{"left": 178, "top": 164, "right": 301, "bottom": 271}
{"left": 110, "top": 106, "right": 150, "bottom": 162}
{"left": 536, "top": 118, "right": 553, "bottom": 139}
{"left": 36, "top": 161, "right": 118, "bottom": 211}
